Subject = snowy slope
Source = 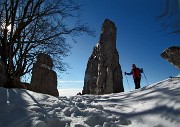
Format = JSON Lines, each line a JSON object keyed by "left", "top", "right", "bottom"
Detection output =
{"left": 0, "top": 77, "right": 180, "bottom": 127}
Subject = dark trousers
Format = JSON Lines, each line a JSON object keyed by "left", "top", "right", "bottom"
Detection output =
{"left": 134, "top": 78, "right": 141, "bottom": 89}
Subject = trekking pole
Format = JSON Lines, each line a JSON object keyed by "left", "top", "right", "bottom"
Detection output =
{"left": 125, "top": 73, "right": 131, "bottom": 90}
{"left": 143, "top": 71, "right": 149, "bottom": 85}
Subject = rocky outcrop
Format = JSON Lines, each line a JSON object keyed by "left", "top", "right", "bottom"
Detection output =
{"left": 161, "top": 46, "right": 180, "bottom": 69}
{"left": 29, "top": 53, "right": 59, "bottom": 97}
{"left": 5, "top": 77, "right": 26, "bottom": 89}
{"left": 0, "top": 60, "right": 7, "bottom": 87}
{"left": 83, "top": 19, "right": 124, "bottom": 95}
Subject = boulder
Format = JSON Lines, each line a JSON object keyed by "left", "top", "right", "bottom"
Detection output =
{"left": 36, "top": 53, "right": 53, "bottom": 68}
{"left": 5, "top": 77, "right": 26, "bottom": 89}
{"left": 83, "top": 19, "right": 124, "bottom": 95}
{"left": 0, "top": 59, "right": 26, "bottom": 89}
{"left": 29, "top": 53, "right": 59, "bottom": 97}
{"left": 161, "top": 46, "right": 180, "bottom": 69}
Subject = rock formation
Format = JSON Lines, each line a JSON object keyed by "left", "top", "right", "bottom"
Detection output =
{"left": 6, "top": 77, "right": 26, "bottom": 89}
{"left": 0, "top": 59, "right": 26, "bottom": 89}
{"left": 161, "top": 46, "right": 180, "bottom": 69}
{"left": 83, "top": 19, "right": 124, "bottom": 95}
{"left": 30, "top": 53, "right": 59, "bottom": 97}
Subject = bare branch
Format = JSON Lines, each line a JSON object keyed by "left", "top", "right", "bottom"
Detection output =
{"left": 0, "top": 0, "right": 94, "bottom": 79}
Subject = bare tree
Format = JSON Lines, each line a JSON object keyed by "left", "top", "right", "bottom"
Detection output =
{"left": 157, "top": 0, "right": 180, "bottom": 34}
{"left": 0, "top": 0, "right": 93, "bottom": 81}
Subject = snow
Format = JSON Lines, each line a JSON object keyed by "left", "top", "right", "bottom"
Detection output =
{"left": 0, "top": 77, "right": 180, "bottom": 127}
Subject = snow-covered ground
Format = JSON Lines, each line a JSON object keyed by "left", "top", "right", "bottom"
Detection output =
{"left": 0, "top": 77, "right": 180, "bottom": 127}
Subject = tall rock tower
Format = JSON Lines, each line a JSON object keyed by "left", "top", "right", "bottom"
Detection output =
{"left": 83, "top": 19, "right": 124, "bottom": 95}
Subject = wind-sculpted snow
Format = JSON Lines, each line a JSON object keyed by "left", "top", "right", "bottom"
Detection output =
{"left": 0, "top": 77, "right": 180, "bottom": 127}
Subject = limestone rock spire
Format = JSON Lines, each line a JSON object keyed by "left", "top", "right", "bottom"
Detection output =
{"left": 83, "top": 19, "right": 124, "bottom": 95}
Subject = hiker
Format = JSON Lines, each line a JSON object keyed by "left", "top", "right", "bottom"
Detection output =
{"left": 125, "top": 64, "right": 143, "bottom": 89}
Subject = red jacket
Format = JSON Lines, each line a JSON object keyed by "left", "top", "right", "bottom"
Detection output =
{"left": 126, "top": 68, "right": 143, "bottom": 79}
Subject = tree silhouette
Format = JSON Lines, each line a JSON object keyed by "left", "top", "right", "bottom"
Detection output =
{"left": 0, "top": 0, "right": 93, "bottom": 82}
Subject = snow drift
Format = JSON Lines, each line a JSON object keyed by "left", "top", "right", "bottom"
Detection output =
{"left": 0, "top": 77, "right": 179, "bottom": 127}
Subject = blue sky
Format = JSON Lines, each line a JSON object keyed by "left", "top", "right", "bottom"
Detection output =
{"left": 58, "top": 0, "right": 180, "bottom": 95}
